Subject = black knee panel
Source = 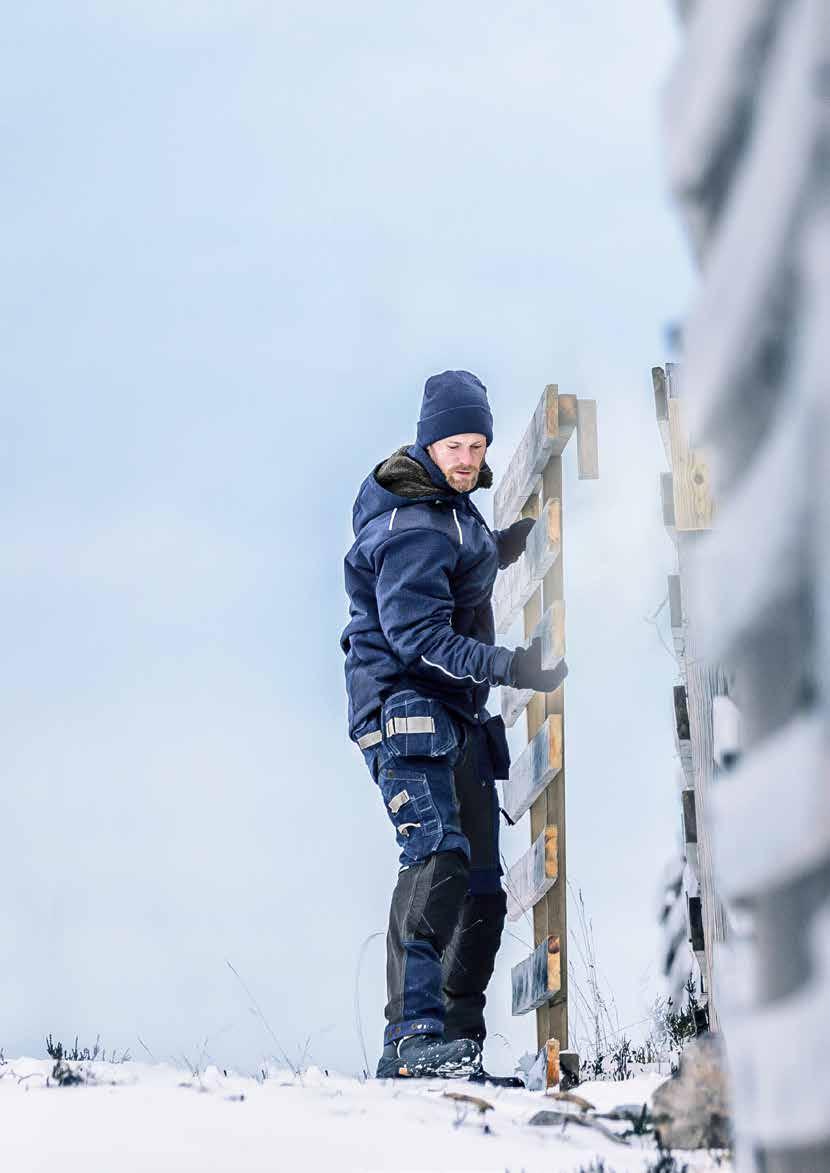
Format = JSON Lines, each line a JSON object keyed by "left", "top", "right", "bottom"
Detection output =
{"left": 413, "top": 850, "right": 470, "bottom": 953}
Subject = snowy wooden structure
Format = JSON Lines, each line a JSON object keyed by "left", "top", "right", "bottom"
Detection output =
{"left": 493, "top": 383, "right": 598, "bottom": 1074}
{"left": 652, "top": 362, "right": 726, "bottom": 1022}
{"left": 662, "top": 1, "right": 829, "bottom": 1168}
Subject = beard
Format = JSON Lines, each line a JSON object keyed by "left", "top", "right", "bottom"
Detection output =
{"left": 446, "top": 468, "right": 479, "bottom": 492}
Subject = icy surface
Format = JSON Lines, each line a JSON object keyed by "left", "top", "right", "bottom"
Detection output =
{"left": 0, "top": 1057, "right": 733, "bottom": 1172}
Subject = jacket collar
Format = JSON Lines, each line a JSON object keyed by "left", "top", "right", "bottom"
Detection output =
{"left": 406, "top": 441, "right": 494, "bottom": 496}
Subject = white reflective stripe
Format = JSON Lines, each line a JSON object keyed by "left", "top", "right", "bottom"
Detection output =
{"left": 452, "top": 508, "right": 463, "bottom": 544}
{"left": 388, "top": 507, "right": 398, "bottom": 530}
{"left": 387, "top": 789, "right": 411, "bottom": 814}
{"left": 385, "top": 715, "right": 436, "bottom": 737}
{"left": 356, "top": 729, "right": 383, "bottom": 749}
{"left": 420, "top": 654, "right": 486, "bottom": 684}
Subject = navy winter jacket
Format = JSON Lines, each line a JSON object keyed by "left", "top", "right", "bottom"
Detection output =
{"left": 340, "top": 441, "right": 515, "bottom": 742}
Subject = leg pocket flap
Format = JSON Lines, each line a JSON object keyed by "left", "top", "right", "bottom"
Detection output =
{"left": 381, "top": 690, "right": 459, "bottom": 759}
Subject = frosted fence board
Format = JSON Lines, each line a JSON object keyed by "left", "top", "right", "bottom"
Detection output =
{"left": 712, "top": 713, "right": 827, "bottom": 897}
{"left": 679, "top": 0, "right": 817, "bottom": 446}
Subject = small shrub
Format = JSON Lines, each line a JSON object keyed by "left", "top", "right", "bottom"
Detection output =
{"left": 45, "top": 1034, "right": 130, "bottom": 1064}
{"left": 50, "top": 1058, "right": 87, "bottom": 1087}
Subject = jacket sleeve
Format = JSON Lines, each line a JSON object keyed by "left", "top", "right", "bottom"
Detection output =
{"left": 374, "top": 528, "right": 515, "bottom": 686}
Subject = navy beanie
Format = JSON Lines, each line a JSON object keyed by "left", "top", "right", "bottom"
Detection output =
{"left": 417, "top": 370, "right": 494, "bottom": 448}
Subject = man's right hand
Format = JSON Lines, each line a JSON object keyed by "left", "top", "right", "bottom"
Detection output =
{"left": 508, "top": 637, "right": 568, "bottom": 693}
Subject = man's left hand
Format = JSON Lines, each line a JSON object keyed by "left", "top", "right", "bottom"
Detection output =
{"left": 496, "top": 518, "right": 535, "bottom": 568}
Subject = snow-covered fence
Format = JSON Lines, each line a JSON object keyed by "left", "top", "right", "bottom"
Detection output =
{"left": 494, "top": 382, "right": 598, "bottom": 1085}
{"left": 662, "top": 0, "right": 829, "bottom": 1167}
{"left": 652, "top": 361, "right": 727, "bottom": 1027}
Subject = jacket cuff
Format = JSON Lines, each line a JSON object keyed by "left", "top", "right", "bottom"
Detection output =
{"left": 490, "top": 645, "right": 515, "bottom": 687}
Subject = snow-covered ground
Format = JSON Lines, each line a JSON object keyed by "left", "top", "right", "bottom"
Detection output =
{"left": 0, "top": 1057, "right": 731, "bottom": 1173}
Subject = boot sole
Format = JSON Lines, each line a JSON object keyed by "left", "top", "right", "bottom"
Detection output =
{"left": 376, "top": 1050, "right": 483, "bottom": 1080}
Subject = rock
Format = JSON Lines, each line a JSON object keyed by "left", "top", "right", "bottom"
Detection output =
{"left": 651, "top": 1034, "right": 732, "bottom": 1149}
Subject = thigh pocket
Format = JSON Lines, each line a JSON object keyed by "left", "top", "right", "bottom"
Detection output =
{"left": 378, "top": 767, "right": 444, "bottom": 860}
{"left": 381, "top": 690, "right": 459, "bottom": 760}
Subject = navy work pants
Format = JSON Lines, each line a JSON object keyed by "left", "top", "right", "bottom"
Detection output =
{"left": 361, "top": 698, "right": 508, "bottom": 1049}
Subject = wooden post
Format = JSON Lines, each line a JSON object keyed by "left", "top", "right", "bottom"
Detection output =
{"left": 494, "top": 384, "right": 598, "bottom": 1079}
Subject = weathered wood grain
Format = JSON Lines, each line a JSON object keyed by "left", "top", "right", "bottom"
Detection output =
{"left": 687, "top": 384, "right": 811, "bottom": 666}
{"left": 493, "top": 498, "right": 561, "bottom": 634}
{"left": 726, "top": 909, "right": 830, "bottom": 1149}
{"left": 545, "top": 1038, "right": 560, "bottom": 1089}
{"left": 505, "top": 826, "right": 559, "bottom": 923}
{"left": 576, "top": 399, "right": 599, "bottom": 480}
{"left": 712, "top": 695, "right": 741, "bottom": 770}
{"left": 501, "top": 601, "right": 565, "bottom": 728}
{"left": 712, "top": 713, "right": 827, "bottom": 899}
{"left": 669, "top": 398, "right": 714, "bottom": 531}
{"left": 653, "top": 366, "right": 673, "bottom": 467}
{"left": 673, "top": 685, "right": 694, "bottom": 782}
{"left": 511, "top": 935, "right": 562, "bottom": 1016}
{"left": 502, "top": 714, "right": 563, "bottom": 824}
{"left": 660, "top": 473, "right": 677, "bottom": 542}
{"left": 678, "top": 0, "right": 816, "bottom": 445}
{"left": 668, "top": 573, "right": 685, "bottom": 664}
{"left": 493, "top": 385, "right": 576, "bottom": 530}
{"left": 663, "top": 0, "right": 781, "bottom": 243}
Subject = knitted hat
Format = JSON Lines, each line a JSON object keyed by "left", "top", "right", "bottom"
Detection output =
{"left": 416, "top": 370, "right": 493, "bottom": 448}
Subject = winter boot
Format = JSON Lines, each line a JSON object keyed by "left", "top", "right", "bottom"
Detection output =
{"left": 445, "top": 1028, "right": 526, "bottom": 1088}
{"left": 375, "top": 1033, "right": 482, "bottom": 1079}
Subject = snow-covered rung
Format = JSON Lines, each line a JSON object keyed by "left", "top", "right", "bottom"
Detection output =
{"left": 493, "top": 385, "right": 576, "bottom": 530}
{"left": 679, "top": 0, "right": 818, "bottom": 446}
{"left": 502, "top": 715, "right": 562, "bottom": 824}
{"left": 511, "top": 935, "right": 561, "bottom": 1016}
{"left": 492, "top": 498, "right": 561, "bottom": 634}
{"left": 712, "top": 711, "right": 827, "bottom": 898}
{"left": 505, "top": 826, "right": 558, "bottom": 923}
{"left": 501, "top": 601, "right": 565, "bottom": 728}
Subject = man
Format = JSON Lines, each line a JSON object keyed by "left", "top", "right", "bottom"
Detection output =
{"left": 340, "top": 370, "right": 567, "bottom": 1081}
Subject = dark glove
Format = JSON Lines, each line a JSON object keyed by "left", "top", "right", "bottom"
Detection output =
{"left": 496, "top": 518, "right": 535, "bottom": 568}
{"left": 508, "top": 637, "right": 568, "bottom": 693}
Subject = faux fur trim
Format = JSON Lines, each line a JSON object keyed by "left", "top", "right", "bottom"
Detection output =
{"left": 375, "top": 445, "right": 493, "bottom": 498}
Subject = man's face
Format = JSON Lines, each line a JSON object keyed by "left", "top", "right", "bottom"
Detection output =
{"left": 427, "top": 433, "right": 487, "bottom": 492}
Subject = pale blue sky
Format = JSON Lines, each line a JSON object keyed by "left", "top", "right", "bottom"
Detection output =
{"left": 2, "top": 2, "right": 695, "bottom": 1074}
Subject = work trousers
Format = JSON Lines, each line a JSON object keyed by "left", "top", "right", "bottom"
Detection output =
{"left": 361, "top": 703, "right": 508, "bottom": 1048}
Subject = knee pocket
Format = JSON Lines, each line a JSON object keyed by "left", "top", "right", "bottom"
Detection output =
{"left": 414, "top": 850, "right": 469, "bottom": 951}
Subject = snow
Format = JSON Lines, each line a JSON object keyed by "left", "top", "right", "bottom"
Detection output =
{"left": 0, "top": 1058, "right": 732, "bottom": 1173}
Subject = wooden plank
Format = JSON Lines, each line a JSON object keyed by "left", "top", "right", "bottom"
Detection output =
{"left": 669, "top": 399, "right": 714, "bottom": 531}
{"left": 712, "top": 695, "right": 741, "bottom": 769}
{"left": 688, "top": 896, "right": 705, "bottom": 954}
{"left": 538, "top": 454, "right": 568, "bottom": 1052}
{"left": 681, "top": 788, "right": 698, "bottom": 845}
{"left": 493, "top": 385, "right": 575, "bottom": 530}
{"left": 505, "top": 826, "right": 559, "bottom": 923}
{"left": 687, "top": 384, "right": 811, "bottom": 666}
{"left": 726, "top": 909, "right": 830, "bottom": 1148}
{"left": 663, "top": 0, "right": 781, "bottom": 240}
{"left": 712, "top": 712, "right": 827, "bottom": 898}
{"left": 652, "top": 366, "right": 673, "bottom": 467}
{"left": 678, "top": 0, "right": 817, "bottom": 445}
{"left": 501, "top": 601, "right": 565, "bottom": 728}
{"left": 668, "top": 573, "right": 686, "bottom": 663}
{"left": 576, "top": 399, "right": 599, "bottom": 480}
{"left": 493, "top": 498, "right": 561, "bottom": 634}
{"left": 511, "top": 935, "right": 561, "bottom": 1016}
{"left": 673, "top": 685, "right": 694, "bottom": 782}
{"left": 502, "top": 715, "right": 563, "bottom": 823}
{"left": 660, "top": 472, "right": 677, "bottom": 543}
{"left": 545, "top": 1038, "right": 560, "bottom": 1089}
